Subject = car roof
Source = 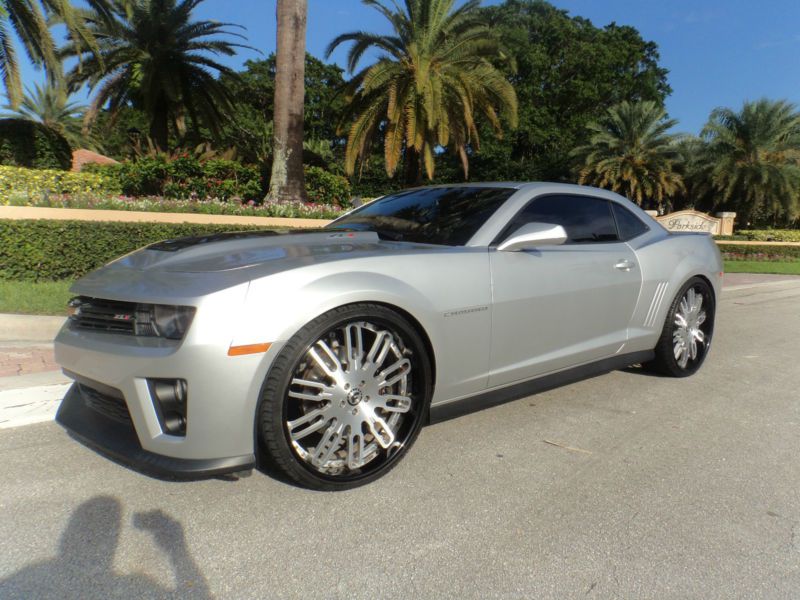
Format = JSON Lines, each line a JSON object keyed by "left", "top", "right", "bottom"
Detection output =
{"left": 399, "top": 181, "right": 629, "bottom": 197}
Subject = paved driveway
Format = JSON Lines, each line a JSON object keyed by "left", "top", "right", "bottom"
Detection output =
{"left": 1, "top": 279, "right": 799, "bottom": 599}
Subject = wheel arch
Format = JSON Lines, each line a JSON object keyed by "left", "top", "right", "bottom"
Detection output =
{"left": 368, "top": 300, "right": 437, "bottom": 402}
{"left": 693, "top": 273, "right": 716, "bottom": 303}
{"left": 249, "top": 291, "right": 441, "bottom": 460}
{"left": 259, "top": 298, "right": 438, "bottom": 409}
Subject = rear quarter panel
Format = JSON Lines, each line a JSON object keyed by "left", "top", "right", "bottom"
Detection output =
{"left": 625, "top": 231, "right": 723, "bottom": 352}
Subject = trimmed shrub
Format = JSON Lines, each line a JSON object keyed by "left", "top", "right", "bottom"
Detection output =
{"left": 0, "top": 165, "right": 122, "bottom": 204}
{"left": 304, "top": 165, "right": 352, "bottom": 206}
{"left": 87, "top": 156, "right": 262, "bottom": 201}
{"left": 717, "top": 242, "right": 800, "bottom": 261}
{"left": 0, "top": 219, "right": 276, "bottom": 281}
{"left": 90, "top": 159, "right": 353, "bottom": 205}
{"left": 0, "top": 119, "right": 72, "bottom": 170}
{"left": 733, "top": 229, "right": 800, "bottom": 243}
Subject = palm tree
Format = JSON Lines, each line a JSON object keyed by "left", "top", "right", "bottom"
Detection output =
{"left": 0, "top": 0, "right": 101, "bottom": 107}
{"left": 2, "top": 82, "right": 99, "bottom": 149}
{"left": 667, "top": 135, "right": 718, "bottom": 213}
{"left": 62, "top": 0, "right": 252, "bottom": 151}
{"left": 574, "top": 100, "right": 684, "bottom": 209}
{"left": 267, "top": 0, "right": 307, "bottom": 203}
{"left": 700, "top": 98, "right": 800, "bottom": 225}
{"left": 327, "top": 0, "right": 518, "bottom": 182}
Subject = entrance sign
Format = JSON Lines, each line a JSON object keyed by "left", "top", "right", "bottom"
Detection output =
{"left": 646, "top": 210, "right": 736, "bottom": 236}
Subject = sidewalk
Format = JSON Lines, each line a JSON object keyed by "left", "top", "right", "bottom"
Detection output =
{"left": 1, "top": 272, "right": 799, "bottom": 429}
{"left": 0, "top": 314, "right": 69, "bottom": 429}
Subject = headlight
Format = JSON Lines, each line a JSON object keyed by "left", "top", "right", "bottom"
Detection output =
{"left": 134, "top": 304, "right": 196, "bottom": 339}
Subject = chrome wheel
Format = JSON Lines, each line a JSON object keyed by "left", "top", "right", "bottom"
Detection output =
{"left": 647, "top": 276, "right": 715, "bottom": 377}
{"left": 285, "top": 320, "right": 415, "bottom": 476}
{"left": 672, "top": 286, "right": 708, "bottom": 369}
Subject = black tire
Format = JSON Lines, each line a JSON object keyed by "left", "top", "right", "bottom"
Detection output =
{"left": 646, "top": 276, "right": 715, "bottom": 377}
{"left": 257, "top": 303, "right": 432, "bottom": 491}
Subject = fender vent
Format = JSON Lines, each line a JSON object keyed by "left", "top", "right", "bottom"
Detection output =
{"left": 644, "top": 282, "right": 669, "bottom": 328}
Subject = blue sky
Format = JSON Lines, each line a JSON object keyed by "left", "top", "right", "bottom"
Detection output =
{"left": 18, "top": 0, "right": 800, "bottom": 135}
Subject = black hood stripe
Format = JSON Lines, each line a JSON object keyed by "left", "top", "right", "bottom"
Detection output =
{"left": 147, "top": 229, "right": 336, "bottom": 252}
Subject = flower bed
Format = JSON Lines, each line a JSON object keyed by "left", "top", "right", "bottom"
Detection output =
{"left": 0, "top": 165, "right": 121, "bottom": 200}
{"left": 2, "top": 192, "right": 345, "bottom": 219}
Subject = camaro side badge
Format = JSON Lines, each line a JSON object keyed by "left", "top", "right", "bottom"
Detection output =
{"left": 444, "top": 306, "right": 488, "bottom": 318}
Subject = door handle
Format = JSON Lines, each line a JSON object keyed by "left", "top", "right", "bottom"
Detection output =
{"left": 614, "top": 259, "right": 635, "bottom": 271}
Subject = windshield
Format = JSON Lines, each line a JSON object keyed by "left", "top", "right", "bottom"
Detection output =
{"left": 326, "top": 186, "right": 515, "bottom": 246}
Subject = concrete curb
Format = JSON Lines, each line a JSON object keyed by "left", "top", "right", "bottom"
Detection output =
{"left": 0, "top": 205, "right": 332, "bottom": 228}
{"left": 0, "top": 313, "right": 65, "bottom": 343}
{"left": 723, "top": 279, "right": 800, "bottom": 292}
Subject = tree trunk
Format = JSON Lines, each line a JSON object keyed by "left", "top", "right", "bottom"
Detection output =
{"left": 267, "top": 0, "right": 307, "bottom": 203}
{"left": 403, "top": 146, "right": 422, "bottom": 186}
{"left": 149, "top": 96, "right": 170, "bottom": 151}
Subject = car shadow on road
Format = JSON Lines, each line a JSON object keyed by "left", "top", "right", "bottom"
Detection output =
{"left": 0, "top": 495, "right": 213, "bottom": 599}
{"left": 620, "top": 364, "right": 664, "bottom": 378}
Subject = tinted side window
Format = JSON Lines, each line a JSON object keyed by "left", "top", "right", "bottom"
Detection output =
{"left": 611, "top": 202, "right": 650, "bottom": 241}
{"left": 504, "top": 195, "right": 619, "bottom": 244}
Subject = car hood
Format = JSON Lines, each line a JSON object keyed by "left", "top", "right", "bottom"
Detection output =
{"left": 71, "top": 229, "right": 447, "bottom": 303}
{"left": 113, "top": 229, "right": 402, "bottom": 273}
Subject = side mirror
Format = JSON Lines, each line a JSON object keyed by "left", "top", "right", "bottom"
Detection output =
{"left": 497, "top": 222, "right": 567, "bottom": 252}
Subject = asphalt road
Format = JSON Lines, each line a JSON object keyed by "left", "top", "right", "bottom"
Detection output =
{"left": 1, "top": 279, "right": 799, "bottom": 599}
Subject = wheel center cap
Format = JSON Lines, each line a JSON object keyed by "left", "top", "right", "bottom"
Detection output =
{"left": 346, "top": 388, "right": 363, "bottom": 406}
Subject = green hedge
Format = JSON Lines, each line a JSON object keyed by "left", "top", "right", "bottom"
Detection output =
{"left": 717, "top": 242, "right": 800, "bottom": 261}
{"left": 736, "top": 229, "right": 800, "bottom": 242}
{"left": 304, "top": 166, "right": 352, "bottom": 207}
{"left": 0, "top": 219, "right": 275, "bottom": 281}
{"left": 0, "top": 165, "right": 121, "bottom": 203}
{"left": 87, "top": 158, "right": 353, "bottom": 206}
{"left": 86, "top": 156, "right": 262, "bottom": 201}
{"left": 0, "top": 118, "right": 72, "bottom": 170}
{"left": 717, "top": 229, "right": 800, "bottom": 242}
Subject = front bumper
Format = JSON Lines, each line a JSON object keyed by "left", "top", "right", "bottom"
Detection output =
{"left": 56, "top": 380, "right": 254, "bottom": 478}
{"left": 53, "top": 317, "right": 279, "bottom": 478}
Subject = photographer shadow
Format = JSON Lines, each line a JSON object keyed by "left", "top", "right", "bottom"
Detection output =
{"left": 0, "top": 496, "right": 212, "bottom": 599}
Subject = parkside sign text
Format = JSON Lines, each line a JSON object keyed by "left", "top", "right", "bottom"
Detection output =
{"left": 652, "top": 210, "right": 736, "bottom": 236}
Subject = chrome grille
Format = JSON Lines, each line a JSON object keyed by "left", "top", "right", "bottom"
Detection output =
{"left": 69, "top": 297, "right": 137, "bottom": 335}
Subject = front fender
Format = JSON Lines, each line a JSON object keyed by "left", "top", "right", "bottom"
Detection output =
{"left": 231, "top": 270, "right": 441, "bottom": 349}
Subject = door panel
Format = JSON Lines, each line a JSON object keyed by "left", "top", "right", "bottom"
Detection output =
{"left": 488, "top": 243, "right": 641, "bottom": 387}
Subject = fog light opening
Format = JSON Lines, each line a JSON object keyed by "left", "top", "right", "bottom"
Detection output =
{"left": 148, "top": 378, "right": 188, "bottom": 436}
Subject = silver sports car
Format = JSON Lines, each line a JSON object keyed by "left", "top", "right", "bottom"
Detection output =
{"left": 54, "top": 183, "right": 722, "bottom": 490}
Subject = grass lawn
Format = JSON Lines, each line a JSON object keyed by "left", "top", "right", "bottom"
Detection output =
{"left": 0, "top": 279, "right": 74, "bottom": 315}
{"left": 723, "top": 260, "right": 800, "bottom": 275}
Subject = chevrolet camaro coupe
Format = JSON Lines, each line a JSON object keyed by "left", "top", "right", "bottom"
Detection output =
{"left": 55, "top": 183, "right": 722, "bottom": 490}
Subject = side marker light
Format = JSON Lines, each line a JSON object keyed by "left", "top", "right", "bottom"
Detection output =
{"left": 228, "top": 343, "right": 272, "bottom": 356}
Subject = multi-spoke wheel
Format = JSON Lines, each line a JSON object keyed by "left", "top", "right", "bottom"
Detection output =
{"left": 647, "top": 277, "right": 715, "bottom": 377}
{"left": 258, "top": 303, "right": 432, "bottom": 490}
